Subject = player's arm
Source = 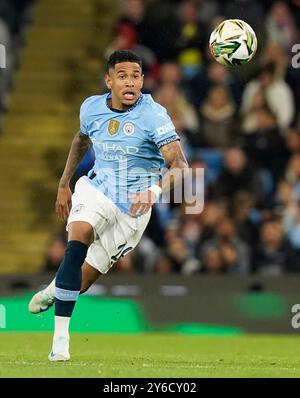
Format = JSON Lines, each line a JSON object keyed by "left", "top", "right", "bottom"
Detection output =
{"left": 129, "top": 140, "right": 189, "bottom": 217}
{"left": 56, "top": 130, "right": 91, "bottom": 220}
{"left": 159, "top": 140, "right": 189, "bottom": 194}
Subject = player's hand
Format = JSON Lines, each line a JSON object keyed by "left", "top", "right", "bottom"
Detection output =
{"left": 129, "top": 189, "right": 156, "bottom": 217}
{"left": 55, "top": 185, "right": 72, "bottom": 221}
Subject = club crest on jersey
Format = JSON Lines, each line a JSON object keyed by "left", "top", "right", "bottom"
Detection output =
{"left": 123, "top": 122, "right": 135, "bottom": 136}
{"left": 108, "top": 120, "right": 120, "bottom": 135}
{"left": 72, "top": 204, "right": 85, "bottom": 214}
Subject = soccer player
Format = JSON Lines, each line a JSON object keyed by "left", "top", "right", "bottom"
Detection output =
{"left": 28, "top": 50, "right": 189, "bottom": 361}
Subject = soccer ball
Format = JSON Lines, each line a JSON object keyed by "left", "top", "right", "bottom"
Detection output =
{"left": 209, "top": 19, "right": 257, "bottom": 67}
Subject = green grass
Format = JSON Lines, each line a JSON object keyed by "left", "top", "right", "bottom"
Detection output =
{"left": 1, "top": 332, "right": 300, "bottom": 378}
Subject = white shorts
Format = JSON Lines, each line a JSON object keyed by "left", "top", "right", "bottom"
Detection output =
{"left": 67, "top": 176, "right": 151, "bottom": 274}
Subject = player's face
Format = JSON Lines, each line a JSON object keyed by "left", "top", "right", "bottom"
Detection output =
{"left": 106, "top": 62, "right": 144, "bottom": 110}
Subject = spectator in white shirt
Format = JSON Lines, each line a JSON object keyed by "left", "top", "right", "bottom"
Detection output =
{"left": 241, "top": 63, "right": 295, "bottom": 133}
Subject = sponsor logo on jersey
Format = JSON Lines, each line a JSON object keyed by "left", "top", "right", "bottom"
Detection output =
{"left": 92, "top": 140, "right": 139, "bottom": 160}
{"left": 123, "top": 122, "right": 135, "bottom": 136}
{"left": 108, "top": 120, "right": 120, "bottom": 135}
{"left": 98, "top": 142, "right": 139, "bottom": 154}
{"left": 156, "top": 121, "right": 175, "bottom": 136}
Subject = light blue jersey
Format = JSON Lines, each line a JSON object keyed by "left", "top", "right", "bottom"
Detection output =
{"left": 80, "top": 93, "right": 180, "bottom": 215}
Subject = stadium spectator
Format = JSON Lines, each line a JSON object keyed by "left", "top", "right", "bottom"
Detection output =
{"left": 156, "top": 236, "right": 200, "bottom": 274}
{"left": 199, "top": 216, "right": 250, "bottom": 274}
{"left": 199, "top": 243, "right": 236, "bottom": 274}
{"left": 156, "top": 61, "right": 184, "bottom": 92}
{"left": 283, "top": 202, "right": 300, "bottom": 253}
{"left": 155, "top": 254, "right": 173, "bottom": 274}
{"left": 286, "top": 129, "right": 300, "bottom": 157}
{"left": 141, "top": 0, "right": 180, "bottom": 60}
{"left": 187, "top": 61, "right": 244, "bottom": 108}
{"left": 261, "top": 42, "right": 289, "bottom": 80}
{"left": 180, "top": 213, "right": 202, "bottom": 255}
{"left": 153, "top": 83, "right": 199, "bottom": 134}
{"left": 40, "top": 236, "right": 67, "bottom": 274}
{"left": 174, "top": 0, "right": 207, "bottom": 79}
{"left": 285, "top": 154, "right": 300, "bottom": 201}
{"left": 196, "top": 0, "right": 220, "bottom": 27}
{"left": 200, "top": 246, "right": 223, "bottom": 273}
{"left": 230, "top": 191, "right": 261, "bottom": 248}
{"left": 133, "top": 235, "right": 160, "bottom": 273}
{"left": 253, "top": 216, "right": 296, "bottom": 275}
{"left": 163, "top": 219, "right": 181, "bottom": 244}
{"left": 116, "top": 0, "right": 148, "bottom": 44}
{"left": 214, "top": 147, "right": 264, "bottom": 206}
{"left": 241, "top": 107, "right": 288, "bottom": 186}
{"left": 241, "top": 62, "right": 295, "bottom": 131}
{"left": 205, "top": 62, "right": 243, "bottom": 107}
{"left": 195, "top": 200, "right": 227, "bottom": 248}
{"left": 260, "top": 42, "right": 300, "bottom": 111}
{"left": 198, "top": 84, "right": 237, "bottom": 149}
{"left": 153, "top": 84, "right": 199, "bottom": 160}
{"left": 240, "top": 88, "right": 272, "bottom": 134}
{"left": 265, "top": 1, "right": 298, "bottom": 52}
{"left": 181, "top": 158, "right": 213, "bottom": 209}
{"left": 289, "top": 0, "right": 300, "bottom": 27}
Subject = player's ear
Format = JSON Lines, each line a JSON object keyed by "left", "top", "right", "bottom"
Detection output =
{"left": 105, "top": 73, "right": 112, "bottom": 90}
{"left": 141, "top": 74, "right": 144, "bottom": 88}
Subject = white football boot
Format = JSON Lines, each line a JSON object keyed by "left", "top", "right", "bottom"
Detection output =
{"left": 28, "top": 285, "right": 55, "bottom": 314}
{"left": 48, "top": 336, "right": 70, "bottom": 362}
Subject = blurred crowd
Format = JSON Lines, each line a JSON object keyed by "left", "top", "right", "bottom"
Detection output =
{"left": 25, "top": 0, "right": 300, "bottom": 276}
{"left": 0, "top": 0, "right": 35, "bottom": 125}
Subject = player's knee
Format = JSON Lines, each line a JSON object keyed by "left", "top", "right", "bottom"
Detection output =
{"left": 68, "top": 221, "right": 94, "bottom": 245}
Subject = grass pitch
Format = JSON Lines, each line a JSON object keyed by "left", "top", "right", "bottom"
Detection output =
{"left": 1, "top": 332, "right": 300, "bottom": 378}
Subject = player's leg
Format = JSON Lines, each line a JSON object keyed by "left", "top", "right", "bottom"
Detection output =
{"left": 80, "top": 261, "right": 102, "bottom": 293}
{"left": 49, "top": 202, "right": 151, "bottom": 361}
{"left": 49, "top": 220, "right": 93, "bottom": 362}
{"left": 28, "top": 260, "right": 102, "bottom": 313}
{"left": 33, "top": 176, "right": 109, "bottom": 361}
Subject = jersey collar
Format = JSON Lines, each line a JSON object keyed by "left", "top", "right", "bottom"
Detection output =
{"left": 106, "top": 92, "right": 143, "bottom": 113}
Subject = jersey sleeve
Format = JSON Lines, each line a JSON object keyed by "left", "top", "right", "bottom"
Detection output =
{"left": 149, "top": 106, "right": 180, "bottom": 149}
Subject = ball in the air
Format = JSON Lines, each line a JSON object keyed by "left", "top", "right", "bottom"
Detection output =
{"left": 209, "top": 19, "right": 257, "bottom": 67}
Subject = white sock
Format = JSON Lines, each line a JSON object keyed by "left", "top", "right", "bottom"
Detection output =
{"left": 53, "top": 316, "right": 70, "bottom": 340}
